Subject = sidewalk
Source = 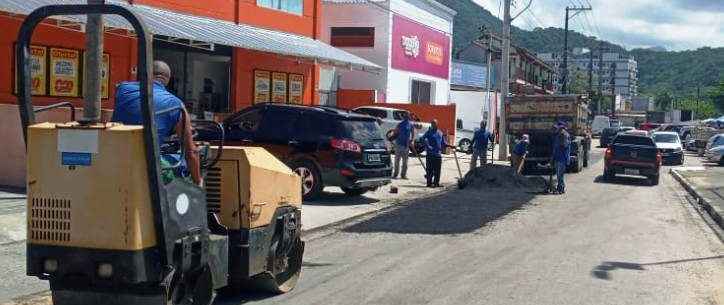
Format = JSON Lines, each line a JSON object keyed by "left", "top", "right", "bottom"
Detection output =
{"left": 0, "top": 188, "right": 26, "bottom": 245}
{"left": 671, "top": 165, "right": 724, "bottom": 230}
{"left": 301, "top": 150, "right": 506, "bottom": 232}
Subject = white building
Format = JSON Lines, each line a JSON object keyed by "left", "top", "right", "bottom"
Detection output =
{"left": 538, "top": 51, "right": 638, "bottom": 100}
{"left": 321, "top": 0, "right": 456, "bottom": 105}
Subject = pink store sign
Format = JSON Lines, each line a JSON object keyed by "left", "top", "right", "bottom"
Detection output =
{"left": 391, "top": 14, "right": 451, "bottom": 79}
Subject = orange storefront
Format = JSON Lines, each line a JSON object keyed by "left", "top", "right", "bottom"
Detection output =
{"left": 0, "top": 0, "right": 379, "bottom": 187}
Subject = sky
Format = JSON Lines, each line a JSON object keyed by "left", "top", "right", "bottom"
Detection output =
{"left": 471, "top": 0, "right": 724, "bottom": 51}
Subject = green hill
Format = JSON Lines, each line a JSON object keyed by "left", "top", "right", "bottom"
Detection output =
{"left": 437, "top": 0, "right": 724, "bottom": 97}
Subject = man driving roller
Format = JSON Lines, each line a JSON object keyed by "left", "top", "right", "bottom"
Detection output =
{"left": 112, "top": 60, "right": 202, "bottom": 186}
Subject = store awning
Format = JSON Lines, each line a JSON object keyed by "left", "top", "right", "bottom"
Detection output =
{"left": 1, "top": 0, "right": 382, "bottom": 72}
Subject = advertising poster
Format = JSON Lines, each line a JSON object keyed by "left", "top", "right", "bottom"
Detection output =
{"left": 288, "top": 74, "right": 304, "bottom": 104}
{"left": 30, "top": 46, "right": 47, "bottom": 95}
{"left": 102, "top": 54, "right": 110, "bottom": 99}
{"left": 253, "top": 70, "right": 271, "bottom": 104}
{"left": 271, "top": 72, "right": 288, "bottom": 103}
{"left": 49, "top": 48, "right": 80, "bottom": 97}
{"left": 15, "top": 45, "right": 47, "bottom": 95}
{"left": 391, "top": 14, "right": 451, "bottom": 79}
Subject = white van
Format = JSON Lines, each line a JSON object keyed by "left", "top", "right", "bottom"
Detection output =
{"left": 591, "top": 115, "right": 611, "bottom": 136}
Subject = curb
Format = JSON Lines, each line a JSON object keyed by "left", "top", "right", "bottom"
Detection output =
{"left": 669, "top": 169, "right": 724, "bottom": 230}
{"left": 301, "top": 184, "right": 457, "bottom": 238}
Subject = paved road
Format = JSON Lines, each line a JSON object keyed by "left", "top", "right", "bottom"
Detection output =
{"left": 3, "top": 149, "right": 723, "bottom": 305}
{"left": 218, "top": 148, "right": 724, "bottom": 305}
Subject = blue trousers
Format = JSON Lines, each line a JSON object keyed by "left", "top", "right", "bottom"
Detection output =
{"left": 556, "top": 160, "right": 567, "bottom": 192}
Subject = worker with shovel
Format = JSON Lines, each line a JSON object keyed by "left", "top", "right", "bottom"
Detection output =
{"left": 511, "top": 134, "right": 530, "bottom": 175}
{"left": 422, "top": 119, "right": 452, "bottom": 188}
{"left": 470, "top": 121, "right": 494, "bottom": 172}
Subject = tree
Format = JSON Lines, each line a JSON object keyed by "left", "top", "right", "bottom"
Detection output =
{"left": 568, "top": 70, "right": 594, "bottom": 95}
{"left": 676, "top": 98, "right": 718, "bottom": 119}
{"left": 654, "top": 91, "right": 673, "bottom": 111}
{"left": 710, "top": 80, "right": 724, "bottom": 116}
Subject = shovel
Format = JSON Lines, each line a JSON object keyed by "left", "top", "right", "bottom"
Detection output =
{"left": 452, "top": 148, "right": 468, "bottom": 189}
{"left": 410, "top": 144, "right": 426, "bottom": 171}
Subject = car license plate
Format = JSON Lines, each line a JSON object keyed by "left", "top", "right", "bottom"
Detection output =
{"left": 367, "top": 154, "right": 381, "bottom": 163}
{"left": 624, "top": 169, "right": 639, "bottom": 176}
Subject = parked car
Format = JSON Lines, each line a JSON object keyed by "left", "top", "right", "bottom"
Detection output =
{"left": 591, "top": 115, "right": 611, "bottom": 137}
{"left": 455, "top": 128, "right": 474, "bottom": 153}
{"left": 706, "top": 133, "right": 724, "bottom": 151}
{"left": 600, "top": 127, "right": 620, "bottom": 147}
{"left": 652, "top": 131, "right": 684, "bottom": 165}
{"left": 639, "top": 122, "right": 661, "bottom": 131}
{"left": 705, "top": 145, "right": 724, "bottom": 165}
{"left": 600, "top": 126, "right": 634, "bottom": 147}
{"left": 351, "top": 106, "right": 429, "bottom": 154}
{"left": 200, "top": 103, "right": 392, "bottom": 200}
{"left": 604, "top": 133, "right": 662, "bottom": 185}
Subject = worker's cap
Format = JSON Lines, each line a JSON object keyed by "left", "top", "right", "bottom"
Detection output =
{"left": 522, "top": 134, "right": 530, "bottom": 142}
{"left": 554, "top": 121, "right": 568, "bottom": 129}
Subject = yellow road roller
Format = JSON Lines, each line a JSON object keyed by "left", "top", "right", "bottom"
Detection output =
{"left": 17, "top": 4, "right": 303, "bottom": 305}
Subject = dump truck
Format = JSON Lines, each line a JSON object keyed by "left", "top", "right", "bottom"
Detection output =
{"left": 506, "top": 94, "right": 592, "bottom": 173}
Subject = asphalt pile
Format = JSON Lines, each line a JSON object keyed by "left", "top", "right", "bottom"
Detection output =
{"left": 463, "top": 164, "right": 547, "bottom": 191}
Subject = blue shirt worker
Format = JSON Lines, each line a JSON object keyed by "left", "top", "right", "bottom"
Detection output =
{"left": 112, "top": 60, "right": 202, "bottom": 186}
{"left": 511, "top": 134, "right": 529, "bottom": 175}
{"left": 422, "top": 119, "right": 449, "bottom": 188}
{"left": 552, "top": 122, "right": 571, "bottom": 194}
{"left": 470, "top": 121, "right": 494, "bottom": 171}
{"left": 393, "top": 113, "right": 415, "bottom": 179}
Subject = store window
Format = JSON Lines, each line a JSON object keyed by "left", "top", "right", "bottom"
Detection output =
{"left": 257, "top": 0, "right": 303, "bottom": 15}
{"left": 410, "top": 79, "right": 433, "bottom": 105}
{"left": 330, "top": 27, "right": 375, "bottom": 47}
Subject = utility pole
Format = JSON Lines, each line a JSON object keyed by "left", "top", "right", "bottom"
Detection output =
{"left": 609, "top": 62, "right": 616, "bottom": 116}
{"left": 597, "top": 42, "right": 604, "bottom": 115}
{"left": 497, "top": 0, "right": 531, "bottom": 161}
{"left": 696, "top": 85, "right": 700, "bottom": 120}
{"left": 560, "top": 5, "right": 591, "bottom": 94}
{"left": 587, "top": 49, "right": 593, "bottom": 94}
{"left": 482, "top": 28, "right": 494, "bottom": 129}
{"left": 82, "top": 0, "right": 105, "bottom": 123}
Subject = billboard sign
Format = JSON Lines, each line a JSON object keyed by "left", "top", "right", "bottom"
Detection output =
{"left": 451, "top": 61, "right": 487, "bottom": 88}
{"left": 391, "top": 14, "right": 450, "bottom": 79}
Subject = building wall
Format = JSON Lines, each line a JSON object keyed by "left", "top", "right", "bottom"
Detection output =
{"left": 231, "top": 49, "right": 319, "bottom": 108}
{"left": 133, "top": 0, "right": 322, "bottom": 38}
{"left": 388, "top": 0, "right": 452, "bottom": 105}
{"left": 386, "top": 68, "right": 449, "bottom": 104}
{"left": 0, "top": 15, "right": 136, "bottom": 108}
{"left": 320, "top": 3, "right": 390, "bottom": 92}
{"left": 322, "top": 0, "right": 454, "bottom": 105}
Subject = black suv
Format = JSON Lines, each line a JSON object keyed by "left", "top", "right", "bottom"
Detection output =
{"left": 202, "top": 103, "right": 392, "bottom": 200}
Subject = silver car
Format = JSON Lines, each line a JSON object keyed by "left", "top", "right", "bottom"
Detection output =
{"left": 705, "top": 134, "right": 724, "bottom": 165}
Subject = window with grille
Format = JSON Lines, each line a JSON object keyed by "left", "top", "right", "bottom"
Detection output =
{"left": 410, "top": 79, "right": 433, "bottom": 105}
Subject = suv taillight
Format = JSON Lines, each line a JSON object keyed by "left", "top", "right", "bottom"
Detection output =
{"left": 331, "top": 138, "right": 361, "bottom": 153}
{"left": 656, "top": 152, "right": 663, "bottom": 166}
{"left": 604, "top": 147, "right": 613, "bottom": 160}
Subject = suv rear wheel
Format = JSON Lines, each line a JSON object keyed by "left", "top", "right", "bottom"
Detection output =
{"left": 341, "top": 187, "right": 371, "bottom": 197}
{"left": 291, "top": 159, "right": 322, "bottom": 200}
{"left": 458, "top": 138, "right": 472, "bottom": 154}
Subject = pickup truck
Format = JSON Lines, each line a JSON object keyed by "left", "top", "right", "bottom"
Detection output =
{"left": 603, "top": 133, "right": 662, "bottom": 185}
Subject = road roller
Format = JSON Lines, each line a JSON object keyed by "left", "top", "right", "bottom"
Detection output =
{"left": 17, "top": 4, "right": 303, "bottom": 305}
